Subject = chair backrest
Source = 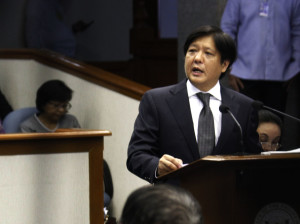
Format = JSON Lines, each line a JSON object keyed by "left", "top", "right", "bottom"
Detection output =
{"left": 103, "top": 159, "right": 114, "bottom": 207}
{"left": 3, "top": 107, "right": 38, "bottom": 133}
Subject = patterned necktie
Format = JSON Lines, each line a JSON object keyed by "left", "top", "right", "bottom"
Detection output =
{"left": 197, "top": 92, "right": 215, "bottom": 158}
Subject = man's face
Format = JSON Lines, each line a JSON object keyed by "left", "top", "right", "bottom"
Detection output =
{"left": 184, "top": 35, "right": 229, "bottom": 91}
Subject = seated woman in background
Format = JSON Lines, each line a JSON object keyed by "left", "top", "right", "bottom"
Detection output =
{"left": 21, "top": 80, "right": 81, "bottom": 133}
{"left": 257, "top": 110, "right": 283, "bottom": 151}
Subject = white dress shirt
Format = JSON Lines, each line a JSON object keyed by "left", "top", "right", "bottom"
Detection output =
{"left": 187, "top": 80, "right": 222, "bottom": 145}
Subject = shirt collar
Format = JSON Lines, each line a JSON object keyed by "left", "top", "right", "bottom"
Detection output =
{"left": 187, "top": 80, "right": 221, "bottom": 101}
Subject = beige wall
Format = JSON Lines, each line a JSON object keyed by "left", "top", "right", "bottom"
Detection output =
{"left": 0, "top": 59, "right": 149, "bottom": 221}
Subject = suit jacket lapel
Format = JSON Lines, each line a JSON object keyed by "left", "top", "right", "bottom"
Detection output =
{"left": 214, "top": 86, "right": 240, "bottom": 154}
{"left": 166, "top": 80, "right": 200, "bottom": 160}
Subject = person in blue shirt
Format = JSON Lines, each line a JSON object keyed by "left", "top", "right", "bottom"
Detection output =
{"left": 25, "top": 0, "right": 76, "bottom": 57}
{"left": 221, "top": 0, "right": 300, "bottom": 112}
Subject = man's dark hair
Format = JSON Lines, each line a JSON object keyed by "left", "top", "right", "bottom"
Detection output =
{"left": 183, "top": 25, "right": 237, "bottom": 77}
{"left": 36, "top": 80, "right": 73, "bottom": 112}
{"left": 120, "top": 184, "right": 203, "bottom": 224}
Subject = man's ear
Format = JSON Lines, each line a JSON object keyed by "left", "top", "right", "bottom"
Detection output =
{"left": 221, "top": 60, "right": 230, "bottom": 73}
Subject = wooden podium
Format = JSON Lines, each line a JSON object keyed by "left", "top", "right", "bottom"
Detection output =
{"left": 159, "top": 153, "right": 300, "bottom": 224}
{"left": 0, "top": 129, "right": 111, "bottom": 224}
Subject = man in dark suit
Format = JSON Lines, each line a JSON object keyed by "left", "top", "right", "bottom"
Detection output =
{"left": 127, "top": 25, "right": 261, "bottom": 184}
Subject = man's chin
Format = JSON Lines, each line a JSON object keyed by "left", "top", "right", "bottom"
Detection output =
{"left": 189, "top": 77, "right": 205, "bottom": 86}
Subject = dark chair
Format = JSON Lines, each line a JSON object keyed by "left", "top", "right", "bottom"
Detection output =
{"left": 103, "top": 159, "right": 113, "bottom": 208}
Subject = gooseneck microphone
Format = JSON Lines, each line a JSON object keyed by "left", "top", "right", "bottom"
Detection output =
{"left": 252, "top": 101, "right": 300, "bottom": 123}
{"left": 219, "top": 104, "right": 245, "bottom": 154}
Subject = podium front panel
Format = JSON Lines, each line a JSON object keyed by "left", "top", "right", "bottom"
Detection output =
{"left": 160, "top": 154, "right": 300, "bottom": 224}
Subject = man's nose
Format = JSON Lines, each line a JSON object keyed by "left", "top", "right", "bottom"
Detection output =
{"left": 194, "top": 52, "right": 203, "bottom": 62}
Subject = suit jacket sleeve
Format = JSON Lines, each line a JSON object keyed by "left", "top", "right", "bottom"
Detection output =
{"left": 127, "top": 91, "right": 161, "bottom": 183}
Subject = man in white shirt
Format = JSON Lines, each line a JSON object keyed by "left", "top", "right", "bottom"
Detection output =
{"left": 127, "top": 25, "right": 261, "bottom": 184}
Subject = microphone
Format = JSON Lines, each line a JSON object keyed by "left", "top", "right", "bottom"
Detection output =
{"left": 252, "top": 101, "right": 300, "bottom": 123}
{"left": 219, "top": 104, "right": 245, "bottom": 154}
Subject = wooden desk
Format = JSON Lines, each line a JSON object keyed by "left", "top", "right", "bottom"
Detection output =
{"left": 0, "top": 130, "right": 111, "bottom": 224}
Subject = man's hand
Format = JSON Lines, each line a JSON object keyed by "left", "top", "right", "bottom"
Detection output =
{"left": 228, "top": 74, "right": 244, "bottom": 92}
{"left": 157, "top": 154, "right": 183, "bottom": 177}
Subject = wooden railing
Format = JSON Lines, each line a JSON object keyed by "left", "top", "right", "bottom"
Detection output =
{"left": 0, "top": 49, "right": 150, "bottom": 100}
{"left": 0, "top": 129, "right": 111, "bottom": 224}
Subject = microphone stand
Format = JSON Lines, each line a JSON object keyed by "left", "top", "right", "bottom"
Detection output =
{"left": 219, "top": 105, "right": 246, "bottom": 155}
{"left": 226, "top": 109, "right": 246, "bottom": 155}
{"left": 252, "top": 100, "right": 300, "bottom": 123}
{"left": 263, "top": 105, "right": 300, "bottom": 123}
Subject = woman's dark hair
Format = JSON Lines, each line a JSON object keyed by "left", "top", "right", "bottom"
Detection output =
{"left": 36, "top": 80, "right": 73, "bottom": 112}
{"left": 120, "top": 184, "right": 203, "bottom": 224}
{"left": 258, "top": 109, "right": 283, "bottom": 132}
{"left": 183, "top": 25, "right": 237, "bottom": 77}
